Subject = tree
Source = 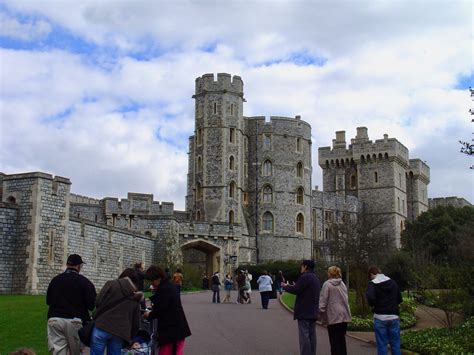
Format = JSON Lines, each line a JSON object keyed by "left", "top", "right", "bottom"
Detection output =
{"left": 329, "top": 210, "right": 394, "bottom": 316}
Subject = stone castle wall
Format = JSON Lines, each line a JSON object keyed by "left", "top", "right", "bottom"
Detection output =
{"left": 0, "top": 202, "right": 18, "bottom": 293}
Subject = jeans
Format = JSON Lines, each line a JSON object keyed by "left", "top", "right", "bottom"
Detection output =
{"left": 297, "top": 319, "right": 317, "bottom": 355}
{"left": 90, "top": 326, "right": 123, "bottom": 355}
{"left": 327, "top": 322, "right": 347, "bottom": 355}
{"left": 260, "top": 291, "right": 271, "bottom": 309}
{"left": 374, "top": 318, "right": 401, "bottom": 355}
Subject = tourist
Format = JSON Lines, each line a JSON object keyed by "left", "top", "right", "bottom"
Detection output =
{"left": 202, "top": 274, "right": 209, "bottom": 290}
{"left": 245, "top": 270, "right": 252, "bottom": 304}
{"left": 90, "top": 268, "right": 143, "bottom": 355}
{"left": 144, "top": 266, "right": 192, "bottom": 355}
{"left": 319, "top": 266, "right": 351, "bottom": 355}
{"left": 257, "top": 270, "right": 273, "bottom": 309}
{"left": 282, "top": 260, "right": 321, "bottom": 355}
{"left": 172, "top": 268, "right": 184, "bottom": 294}
{"left": 366, "top": 266, "right": 403, "bottom": 355}
{"left": 211, "top": 271, "right": 221, "bottom": 303}
{"left": 222, "top": 274, "right": 233, "bottom": 303}
{"left": 276, "top": 270, "right": 286, "bottom": 295}
{"left": 236, "top": 270, "right": 248, "bottom": 304}
{"left": 46, "top": 254, "right": 96, "bottom": 355}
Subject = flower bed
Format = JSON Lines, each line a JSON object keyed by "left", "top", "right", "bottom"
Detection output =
{"left": 347, "top": 312, "right": 416, "bottom": 331}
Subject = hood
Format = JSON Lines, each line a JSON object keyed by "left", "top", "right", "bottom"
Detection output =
{"left": 371, "top": 274, "right": 394, "bottom": 292}
{"left": 328, "top": 278, "right": 342, "bottom": 286}
{"left": 371, "top": 274, "right": 390, "bottom": 284}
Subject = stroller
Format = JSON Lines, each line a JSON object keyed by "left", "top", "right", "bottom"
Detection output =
{"left": 121, "top": 312, "right": 156, "bottom": 355}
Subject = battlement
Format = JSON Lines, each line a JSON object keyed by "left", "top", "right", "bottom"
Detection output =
{"left": 103, "top": 193, "right": 174, "bottom": 216}
{"left": 245, "top": 115, "right": 312, "bottom": 131}
{"left": 70, "top": 193, "right": 101, "bottom": 205}
{"left": 1, "top": 172, "right": 71, "bottom": 184}
{"left": 408, "top": 159, "right": 430, "bottom": 182}
{"left": 195, "top": 73, "right": 243, "bottom": 96}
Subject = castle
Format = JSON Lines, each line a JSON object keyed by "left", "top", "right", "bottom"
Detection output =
{"left": 0, "top": 73, "right": 430, "bottom": 294}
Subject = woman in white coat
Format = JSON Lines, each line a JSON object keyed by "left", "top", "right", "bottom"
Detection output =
{"left": 256, "top": 270, "right": 273, "bottom": 309}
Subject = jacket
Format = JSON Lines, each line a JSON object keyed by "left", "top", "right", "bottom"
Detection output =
{"left": 148, "top": 279, "right": 192, "bottom": 346}
{"left": 319, "top": 278, "right": 352, "bottom": 325}
{"left": 283, "top": 272, "right": 321, "bottom": 320}
{"left": 47, "top": 268, "right": 97, "bottom": 324}
{"left": 366, "top": 274, "right": 403, "bottom": 316}
{"left": 257, "top": 275, "right": 273, "bottom": 292}
{"left": 94, "top": 278, "right": 142, "bottom": 343}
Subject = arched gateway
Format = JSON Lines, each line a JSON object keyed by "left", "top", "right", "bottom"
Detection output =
{"left": 181, "top": 240, "right": 220, "bottom": 277}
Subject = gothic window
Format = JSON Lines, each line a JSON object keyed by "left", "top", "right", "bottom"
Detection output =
{"left": 399, "top": 173, "right": 402, "bottom": 188}
{"left": 197, "top": 156, "right": 202, "bottom": 172}
{"left": 230, "top": 103, "right": 234, "bottom": 116}
{"left": 263, "top": 212, "right": 274, "bottom": 232}
{"left": 197, "top": 128, "right": 203, "bottom": 145}
{"left": 296, "top": 162, "right": 303, "bottom": 178}
{"left": 230, "top": 128, "right": 236, "bottom": 143}
{"left": 244, "top": 163, "right": 248, "bottom": 177}
{"left": 262, "top": 160, "right": 272, "bottom": 176}
{"left": 263, "top": 134, "right": 272, "bottom": 150}
{"left": 296, "top": 138, "right": 302, "bottom": 152}
{"left": 196, "top": 182, "right": 203, "bottom": 200}
{"left": 229, "top": 210, "right": 234, "bottom": 224}
{"left": 196, "top": 210, "right": 201, "bottom": 221}
{"left": 397, "top": 197, "right": 400, "bottom": 212}
{"left": 350, "top": 175, "right": 356, "bottom": 189}
{"left": 243, "top": 192, "right": 248, "bottom": 205}
{"left": 374, "top": 171, "right": 378, "bottom": 183}
{"left": 213, "top": 102, "right": 217, "bottom": 114}
{"left": 263, "top": 185, "right": 273, "bottom": 203}
{"left": 402, "top": 199, "right": 405, "bottom": 214}
{"left": 229, "top": 156, "right": 235, "bottom": 170}
{"left": 229, "top": 182, "right": 236, "bottom": 199}
{"left": 296, "top": 187, "right": 304, "bottom": 204}
{"left": 296, "top": 213, "right": 304, "bottom": 234}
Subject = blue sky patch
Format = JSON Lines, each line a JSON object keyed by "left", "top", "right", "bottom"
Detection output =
{"left": 455, "top": 72, "right": 473, "bottom": 90}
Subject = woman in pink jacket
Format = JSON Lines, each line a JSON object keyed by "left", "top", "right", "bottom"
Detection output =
{"left": 318, "top": 266, "right": 352, "bottom": 355}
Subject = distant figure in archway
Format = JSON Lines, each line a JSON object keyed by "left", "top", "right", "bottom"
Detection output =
{"left": 211, "top": 272, "right": 221, "bottom": 303}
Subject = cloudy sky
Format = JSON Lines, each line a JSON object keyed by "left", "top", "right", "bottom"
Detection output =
{"left": 0, "top": 0, "right": 472, "bottom": 209}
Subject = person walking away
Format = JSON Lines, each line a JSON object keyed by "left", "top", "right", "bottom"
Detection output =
{"left": 172, "top": 269, "right": 184, "bottom": 294}
{"left": 144, "top": 266, "right": 191, "bottom": 355}
{"left": 276, "top": 270, "right": 286, "bottom": 295}
{"left": 236, "top": 270, "right": 247, "bottom": 304}
{"left": 366, "top": 266, "right": 403, "bottom": 355}
{"left": 46, "top": 254, "right": 96, "bottom": 355}
{"left": 319, "top": 266, "right": 351, "bottom": 355}
{"left": 222, "top": 274, "right": 233, "bottom": 303}
{"left": 282, "top": 260, "right": 321, "bottom": 355}
{"left": 90, "top": 268, "right": 143, "bottom": 355}
{"left": 244, "top": 270, "right": 252, "bottom": 304}
{"left": 211, "top": 272, "right": 221, "bottom": 303}
{"left": 257, "top": 271, "right": 273, "bottom": 309}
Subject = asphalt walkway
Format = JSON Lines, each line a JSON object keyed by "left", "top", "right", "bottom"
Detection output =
{"left": 181, "top": 291, "right": 376, "bottom": 355}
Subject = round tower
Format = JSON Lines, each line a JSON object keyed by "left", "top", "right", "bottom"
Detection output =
{"left": 188, "top": 73, "right": 245, "bottom": 224}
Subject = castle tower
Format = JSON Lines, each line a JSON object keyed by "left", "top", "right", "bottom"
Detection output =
{"left": 406, "top": 159, "right": 430, "bottom": 221}
{"left": 186, "top": 73, "right": 245, "bottom": 224}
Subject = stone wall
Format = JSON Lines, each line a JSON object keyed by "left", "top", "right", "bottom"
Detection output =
{"left": 0, "top": 203, "right": 18, "bottom": 293}
{"left": 429, "top": 196, "right": 472, "bottom": 209}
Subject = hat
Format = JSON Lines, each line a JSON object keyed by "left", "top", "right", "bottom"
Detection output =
{"left": 67, "top": 254, "right": 85, "bottom": 266}
{"left": 302, "top": 260, "right": 315, "bottom": 270}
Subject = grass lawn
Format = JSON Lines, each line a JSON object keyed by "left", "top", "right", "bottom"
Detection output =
{"left": 281, "top": 292, "right": 296, "bottom": 310}
{"left": 0, "top": 295, "right": 48, "bottom": 355}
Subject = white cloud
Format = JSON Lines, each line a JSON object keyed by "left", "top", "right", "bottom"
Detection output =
{"left": 0, "top": 12, "right": 51, "bottom": 41}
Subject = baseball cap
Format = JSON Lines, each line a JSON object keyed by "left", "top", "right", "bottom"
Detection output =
{"left": 302, "top": 260, "right": 315, "bottom": 270}
{"left": 67, "top": 254, "right": 85, "bottom": 266}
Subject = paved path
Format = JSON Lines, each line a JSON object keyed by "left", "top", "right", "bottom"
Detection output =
{"left": 181, "top": 291, "right": 376, "bottom": 355}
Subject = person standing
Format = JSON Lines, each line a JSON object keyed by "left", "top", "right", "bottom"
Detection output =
{"left": 244, "top": 270, "right": 252, "bottom": 304}
{"left": 211, "top": 272, "right": 221, "bottom": 303}
{"left": 172, "top": 268, "right": 184, "bottom": 294}
{"left": 257, "top": 271, "right": 273, "bottom": 309}
{"left": 90, "top": 268, "right": 143, "bottom": 355}
{"left": 222, "top": 274, "right": 233, "bottom": 303}
{"left": 46, "top": 254, "right": 96, "bottom": 355}
{"left": 282, "top": 260, "right": 320, "bottom": 355}
{"left": 319, "top": 266, "right": 351, "bottom": 355}
{"left": 276, "top": 270, "right": 286, "bottom": 295}
{"left": 236, "top": 270, "right": 247, "bottom": 304}
{"left": 144, "top": 266, "right": 191, "bottom": 355}
{"left": 366, "top": 266, "right": 403, "bottom": 355}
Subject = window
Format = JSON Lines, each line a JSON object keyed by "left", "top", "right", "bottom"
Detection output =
{"left": 312, "top": 209, "right": 317, "bottom": 240}
{"left": 213, "top": 102, "right": 217, "bottom": 114}
{"left": 196, "top": 182, "right": 203, "bottom": 200}
{"left": 296, "top": 162, "right": 303, "bottom": 178}
{"left": 229, "top": 156, "right": 235, "bottom": 170}
{"left": 229, "top": 182, "right": 236, "bottom": 199}
{"left": 263, "top": 134, "right": 272, "bottom": 150}
{"left": 263, "top": 212, "right": 274, "bottom": 232}
{"left": 262, "top": 160, "right": 272, "bottom": 176}
{"left": 397, "top": 197, "right": 400, "bottom": 212}
{"left": 244, "top": 163, "right": 248, "bottom": 177}
{"left": 296, "top": 213, "right": 304, "bottom": 233}
{"left": 197, "top": 128, "right": 203, "bottom": 145}
{"left": 374, "top": 171, "right": 378, "bottom": 183}
{"left": 229, "top": 210, "right": 234, "bottom": 224}
{"left": 243, "top": 192, "right": 248, "bottom": 205}
{"left": 197, "top": 156, "right": 202, "bottom": 172}
{"left": 230, "top": 128, "right": 235, "bottom": 143}
{"left": 48, "top": 230, "right": 55, "bottom": 265}
{"left": 244, "top": 137, "right": 248, "bottom": 151}
{"left": 296, "top": 187, "right": 304, "bottom": 204}
{"left": 296, "top": 138, "right": 302, "bottom": 152}
{"left": 230, "top": 103, "right": 234, "bottom": 116}
{"left": 196, "top": 210, "right": 201, "bottom": 221}
{"left": 399, "top": 173, "right": 402, "bottom": 188}
{"left": 350, "top": 175, "right": 357, "bottom": 189}
{"left": 402, "top": 199, "right": 405, "bottom": 214}
{"left": 263, "top": 185, "right": 273, "bottom": 203}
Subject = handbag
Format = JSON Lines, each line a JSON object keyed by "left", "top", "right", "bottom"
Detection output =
{"left": 79, "top": 292, "right": 130, "bottom": 346}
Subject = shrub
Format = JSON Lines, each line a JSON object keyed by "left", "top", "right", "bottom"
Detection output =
{"left": 180, "top": 263, "right": 203, "bottom": 289}
{"left": 347, "top": 312, "right": 416, "bottom": 331}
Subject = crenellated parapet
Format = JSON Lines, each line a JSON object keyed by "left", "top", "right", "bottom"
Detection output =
{"left": 408, "top": 159, "right": 430, "bottom": 184}
{"left": 103, "top": 193, "right": 174, "bottom": 216}
{"left": 194, "top": 73, "right": 244, "bottom": 97}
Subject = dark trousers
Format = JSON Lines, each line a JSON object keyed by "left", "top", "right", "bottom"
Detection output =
{"left": 212, "top": 285, "right": 220, "bottom": 303}
{"left": 297, "top": 319, "right": 317, "bottom": 355}
{"left": 260, "top": 291, "right": 271, "bottom": 309}
{"left": 327, "top": 322, "right": 348, "bottom": 355}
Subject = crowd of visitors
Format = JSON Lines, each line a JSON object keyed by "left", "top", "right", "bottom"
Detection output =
{"left": 45, "top": 253, "right": 401, "bottom": 355}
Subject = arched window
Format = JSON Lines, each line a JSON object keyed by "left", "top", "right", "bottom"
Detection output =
{"left": 296, "top": 213, "right": 304, "bottom": 233}
{"left": 229, "top": 128, "right": 235, "bottom": 143}
{"left": 229, "top": 182, "right": 236, "bottom": 199}
{"left": 197, "top": 156, "right": 202, "bottom": 172}
{"left": 196, "top": 182, "right": 203, "bottom": 200}
{"left": 229, "top": 156, "right": 235, "bottom": 170}
{"left": 296, "top": 187, "right": 304, "bottom": 204}
{"left": 213, "top": 102, "right": 217, "bottom": 114}
{"left": 145, "top": 231, "right": 152, "bottom": 237}
{"left": 230, "top": 103, "right": 234, "bottom": 116}
{"left": 374, "top": 171, "right": 378, "bottom": 183}
{"left": 296, "top": 162, "right": 303, "bottom": 178}
{"left": 7, "top": 196, "right": 16, "bottom": 204}
{"left": 262, "top": 212, "right": 274, "bottom": 232}
{"left": 262, "top": 160, "right": 272, "bottom": 176}
{"left": 229, "top": 210, "right": 234, "bottom": 224}
{"left": 350, "top": 175, "right": 357, "bottom": 189}
{"left": 296, "top": 138, "right": 302, "bottom": 152}
{"left": 197, "top": 128, "right": 203, "bottom": 145}
{"left": 263, "top": 185, "right": 273, "bottom": 203}
{"left": 196, "top": 210, "right": 201, "bottom": 221}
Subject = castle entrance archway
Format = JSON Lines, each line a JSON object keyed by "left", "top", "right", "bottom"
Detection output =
{"left": 181, "top": 240, "right": 221, "bottom": 279}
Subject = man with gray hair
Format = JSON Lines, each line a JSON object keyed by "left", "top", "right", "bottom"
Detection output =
{"left": 46, "top": 254, "right": 96, "bottom": 355}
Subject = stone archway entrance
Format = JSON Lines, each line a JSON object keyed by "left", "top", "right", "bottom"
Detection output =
{"left": 181, "top": 240, "right": 221, "bottom": 278}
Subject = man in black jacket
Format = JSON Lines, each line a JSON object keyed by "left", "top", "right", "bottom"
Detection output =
{"left": 366, "top": 266, "right": 403, "bottom": 355}
{"left": 46, "top": 254, "right": 96, "bottom": 355}
{"left": 282, "top": 260, "right": 321, "bottom": 355}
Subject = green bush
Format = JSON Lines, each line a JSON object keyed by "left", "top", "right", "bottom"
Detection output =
{"left": 181, "top": 263, "right": 203, "bottom": 289}
{"left": 348, "top": 312, "right": 416, "bottom": 331}
{"left": 401, "top": 317, "right": 474, "bottom": 354}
